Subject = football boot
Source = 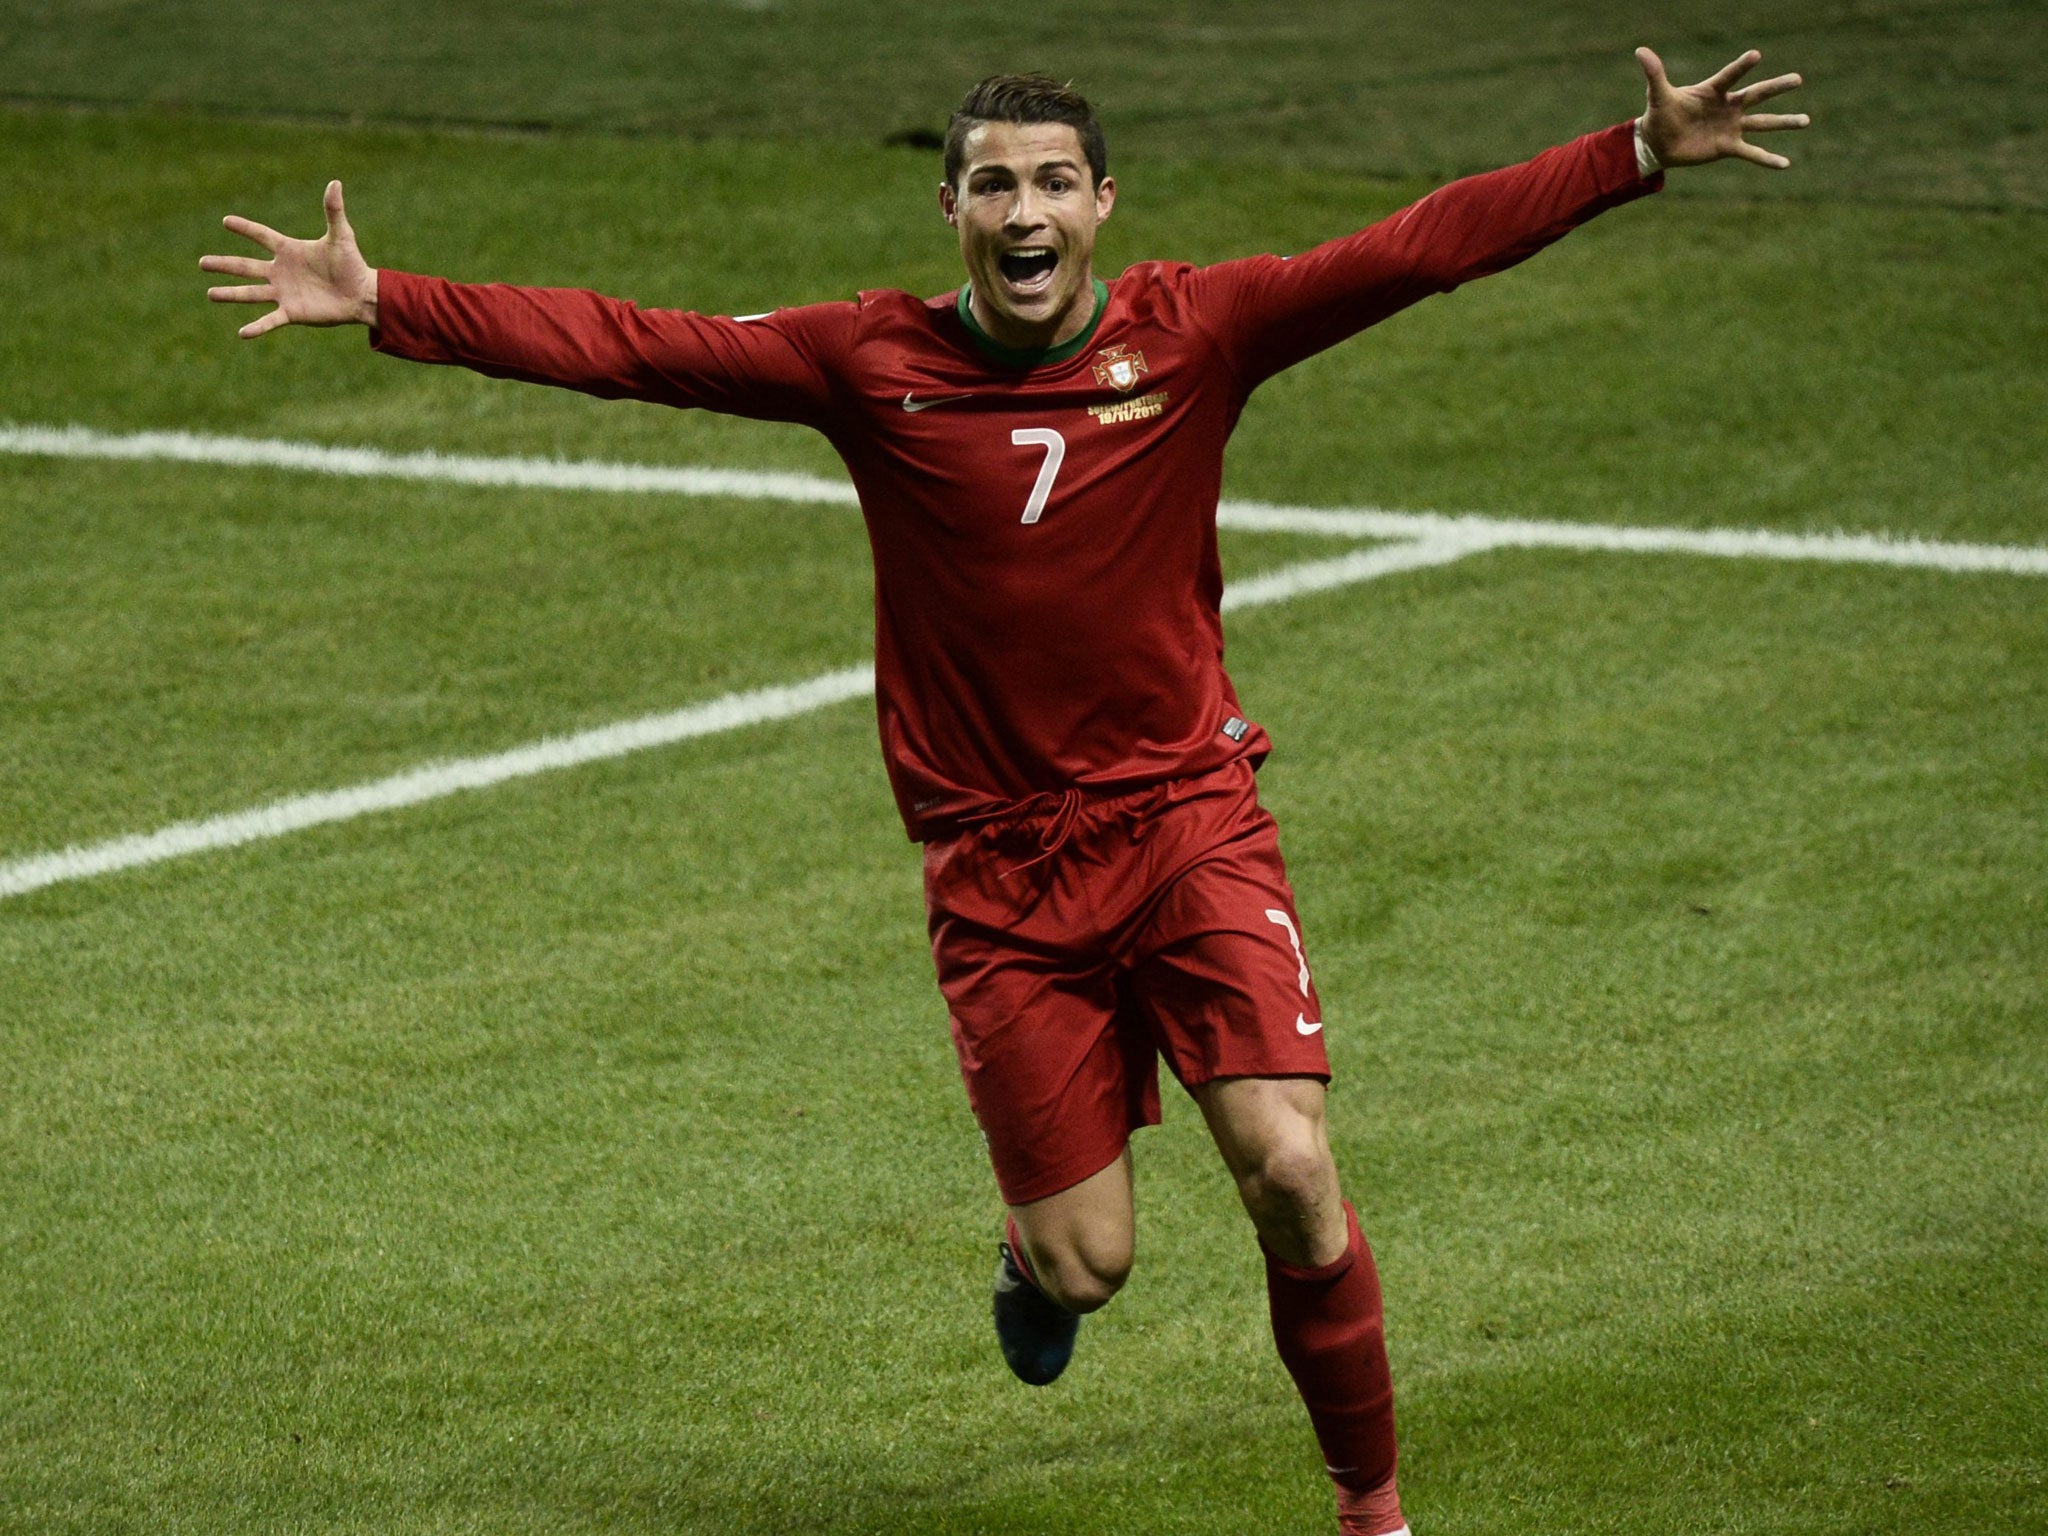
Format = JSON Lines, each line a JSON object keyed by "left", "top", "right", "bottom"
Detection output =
{"left": 992, "top": 1241, "right": 1079, "bottom": 1385}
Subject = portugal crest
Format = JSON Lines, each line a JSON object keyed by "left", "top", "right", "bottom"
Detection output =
{"left": 1092, "top": 344, "right": 1149, "bottom": 393}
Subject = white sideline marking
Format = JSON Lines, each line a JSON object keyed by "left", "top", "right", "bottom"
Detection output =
{"left": 1217, "top": 503, "right": 2048, "bottom": 578}
{"left": 0, "top": 422, "right": 862, "bottom": 507}
{"left": 6, "top": 422, "right": 2046, "bottom": 576}
{"left": 0, "top": 539, "right": 1470, "bottom": 902}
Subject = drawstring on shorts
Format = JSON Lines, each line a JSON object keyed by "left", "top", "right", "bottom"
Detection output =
{"left": 958, "top": 780, "right": 1173, "bottom": 878}
{"left": 961, "top": 786, "right": 1085, "bottom": 878}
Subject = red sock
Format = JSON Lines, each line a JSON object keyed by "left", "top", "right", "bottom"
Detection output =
{"left": 1004, "top": 1214, "right": 1043, "bottom": 1288}
{"left": 1264, "top": 1202, "right": 1404, "bottom": 1535}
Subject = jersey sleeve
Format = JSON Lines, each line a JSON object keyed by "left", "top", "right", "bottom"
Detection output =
{"left": 1184, "top": 121, "right": 1660, "bottom": 389}
{"left": 369, "top": 270, "right": 858, "bottom": 426}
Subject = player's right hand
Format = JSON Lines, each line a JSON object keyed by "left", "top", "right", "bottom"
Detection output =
{"left": 200, "top": 180, "right": 379, "bottom": 338}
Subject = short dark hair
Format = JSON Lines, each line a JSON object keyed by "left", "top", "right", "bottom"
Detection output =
{"left": 944, "top": 74, "right": 1108, "bottom": 190}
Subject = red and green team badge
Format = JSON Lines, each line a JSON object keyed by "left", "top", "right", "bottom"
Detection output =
{"left": 1092, "top": 344, "right": 1148, "bottom": 393}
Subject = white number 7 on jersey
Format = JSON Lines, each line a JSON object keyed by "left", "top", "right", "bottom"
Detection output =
{"left": 1011, "top": 428, "right": 1066, "bottom": 524}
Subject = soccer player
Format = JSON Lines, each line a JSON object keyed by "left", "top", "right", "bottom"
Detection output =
{"left": 203, "top": 47, "right": 1806, "bottom": 1534}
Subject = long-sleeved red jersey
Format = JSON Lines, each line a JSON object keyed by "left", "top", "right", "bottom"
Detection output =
{"left": 371, "top": 121, "right": 1657, "bottom": 839}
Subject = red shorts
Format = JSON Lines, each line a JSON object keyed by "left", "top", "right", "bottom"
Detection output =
{"left": 923, "top": 759, "right": 1331, "bottom": 1206}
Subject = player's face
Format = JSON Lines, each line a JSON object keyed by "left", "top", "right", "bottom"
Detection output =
{"left": 940, "top": 121, "right": 1115, "bottom": 349}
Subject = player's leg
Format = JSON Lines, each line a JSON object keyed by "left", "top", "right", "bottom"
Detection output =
{"left": 1111, "top": 764, "right": 1404, "bottom": 1534}
{"left": 992, "top": 1145, "right": 1134, "bottom": 1385}
{"left": 1005, "top": 1144, "right": 1135, "bottom": 1313}
{"left": 1192, "top": 1074, "right": 1343, "bottom": 1265}
{"left": 1194, "top": 1079, "right": 1403, "bottom": 1536}
{"left": 924, "top": 827, "right": 1160, "bottom": 1386}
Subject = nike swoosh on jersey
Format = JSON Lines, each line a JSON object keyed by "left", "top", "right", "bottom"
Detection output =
{"left": 1296, "top": 1014, "right": 1324, "bottom": 1036}
{"left": 902, "top": 392, "right": 969, "bottom": 412}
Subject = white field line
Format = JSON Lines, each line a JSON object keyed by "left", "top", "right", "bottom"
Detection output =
{"left": 0, "top": 665, "right": 875, "bottom": 900}
{"left": 1217, "top": 503, "right": 2048, "bottom": 577}
{"left": 0, "top": 538, "right": 1468, "bottom": 901}
{"left": 7, "top": 422, "right": 2047, "bottom": 576}
{"left": 1219, "top": 533, "right": 1491, "bottom": 609}
{"left": 0, "top": 422, "right": 862, "bottom": 507}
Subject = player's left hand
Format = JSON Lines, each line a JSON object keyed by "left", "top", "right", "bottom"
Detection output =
{"left": 1636, "top": 46, "right": 1809, "bottom": 170}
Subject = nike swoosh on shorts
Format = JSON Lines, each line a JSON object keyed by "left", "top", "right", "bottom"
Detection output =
{"left": 1296, "top": 1014, "right": 1324, "bottom": 1036}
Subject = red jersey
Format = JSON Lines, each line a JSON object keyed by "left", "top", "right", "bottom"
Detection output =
{"left": 372, "top": 122, "right": 1657, "bottom": 839}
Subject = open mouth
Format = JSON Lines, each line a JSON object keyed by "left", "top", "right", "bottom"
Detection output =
{"left": 997, "top": 247, "right": 1059, "bottom": 295}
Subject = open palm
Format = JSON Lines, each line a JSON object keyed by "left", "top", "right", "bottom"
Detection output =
{"left": 1638, "top": 47, "right": 1809, "bottom": 170}
{"left": 200, "top": 180, "right": 378, "bottom": 338}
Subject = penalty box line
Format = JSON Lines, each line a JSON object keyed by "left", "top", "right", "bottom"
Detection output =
{"left": 0, "top": 534, "right": 1480, "bottom": 902}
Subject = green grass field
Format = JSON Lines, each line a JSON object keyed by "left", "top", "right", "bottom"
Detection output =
{"left": 3, "top": 6, "right": 2045, "bottom": 1533}
{"left": 5, "top": 0, "right": 2042, "bottom": 208}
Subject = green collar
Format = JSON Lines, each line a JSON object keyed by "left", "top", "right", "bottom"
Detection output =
{"left": 955, "top": 278, "right": 1109, "bottom": 368}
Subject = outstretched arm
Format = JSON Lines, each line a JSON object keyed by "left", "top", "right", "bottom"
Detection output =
{"left": 1635, "top": 47, "right": 1809, "bottom": 172}
{"left": 201, "top": 180, "right": 378, "bottom": 338}
{"left": 200, "top": 180, "right": 854, "bottom": 425}
{"left": 1190, "top": 46, "right": 1810, "bottom": 387}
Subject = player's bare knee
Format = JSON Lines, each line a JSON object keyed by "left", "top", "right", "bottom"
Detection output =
{"left": 1235, "top": 1137, "right": 1337, "bottom": 1228}
{"left": 1033, "top": 1238, "right": 1132, "bottom": 1314}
